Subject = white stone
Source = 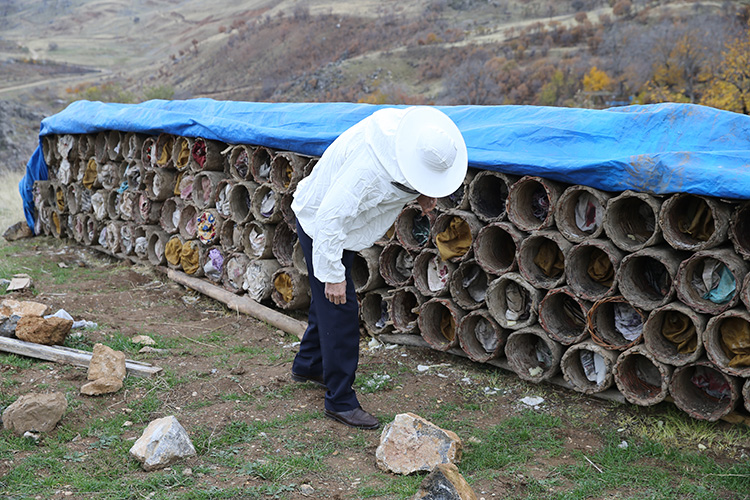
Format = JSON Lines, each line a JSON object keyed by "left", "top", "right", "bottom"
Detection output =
{"left": 129, "top": 416, "right": 196, "bottom": 471}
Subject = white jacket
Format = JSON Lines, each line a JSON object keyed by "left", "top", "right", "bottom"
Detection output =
{"left": 292, "top": 108, "right": 419, "bottom": 283}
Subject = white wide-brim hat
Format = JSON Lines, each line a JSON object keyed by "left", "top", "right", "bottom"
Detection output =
{"left": 395, "top": 106, "right": 468, "bottom": 198}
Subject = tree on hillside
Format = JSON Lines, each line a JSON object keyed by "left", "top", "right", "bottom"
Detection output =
{"left": 442, "top": 51, "right": 499, "bottom": 105}
{"left": 701, "top": 29, "right": 750, "bottom": 114}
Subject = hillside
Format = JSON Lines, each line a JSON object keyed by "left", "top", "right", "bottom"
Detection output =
{"left": 1, "top": 0, "right": 749, "bottom": 174}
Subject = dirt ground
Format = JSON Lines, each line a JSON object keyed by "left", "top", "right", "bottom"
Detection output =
{"left": 1, "top": 237, "right": 749, "bottom": 499}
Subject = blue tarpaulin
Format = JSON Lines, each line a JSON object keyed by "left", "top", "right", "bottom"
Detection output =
{"left": 21, "top": 98, "right": 750, "bottom": 232}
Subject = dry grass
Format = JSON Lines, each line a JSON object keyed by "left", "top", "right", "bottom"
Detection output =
{"left": 0, "top": 170, "right": 26, "bottom": 239}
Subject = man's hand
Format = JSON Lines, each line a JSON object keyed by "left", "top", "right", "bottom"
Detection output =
{"left": 325, "top": 281, "right": 347, "bottom": 305}
{"left": 417, "top": 194, "right": 437, "bottom": 214}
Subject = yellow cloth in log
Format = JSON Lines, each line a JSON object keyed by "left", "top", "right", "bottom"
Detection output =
{"left": 176, "top": 140, "right": 190, "bottom": 169}
{"left": 52, "top": 212, "right": 60, "bottom": 234}
{"left": 165, "top": 237, "right": 183, "bottom": 266}
{"left": 274, "top": 273, "right": 294, "bottom": 303}
{"left": 678, "top": 199, "right": 713, "bottom": 242}
{"left": 587, "top": 249, "right": 614, "bottom": 286}
{"left": 284, "top": 164, "right": 293, "bottom": 188}
{"left": 440, "top": 308, "right": 455, "bottom": 342}
{"left": 661, "top": 310, "right": 697, "bottom": 354}
{"left": 157, "top": 138, "right": 174, "bottom": 166}
{"left": 435, "top": 217, "right": 471, "bottom": 261}
{"left": 181, "top": 241, "right": 201, "bottom": 274}
{"left": 174, "top": 172, "right": 184, "bottom": 196}
{"left": 720, "top": 317, "right": 750, "bottom": 367}
{"left": 533, "top": 239, "right": 564, "bottom": 278}
{"left": 384, "top": 223, "right": 396, "bottom": 241}
{"left": 56, "top": 189, "right": 65, "bottom": 211}
{"left": 83, "top": 158, "right": 97, "bottom": 189}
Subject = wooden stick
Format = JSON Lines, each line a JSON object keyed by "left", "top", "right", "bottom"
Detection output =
{"left": 0, "top": 337, "right": 161, "bottom": 377}
{"left": 167, "top": 269, "right": 306, "bottom": 340}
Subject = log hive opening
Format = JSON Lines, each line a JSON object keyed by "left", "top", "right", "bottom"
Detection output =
{"left": 147, "top": 229, "right": 169, "bottom": 266}
{"left": 229, "top": 145, "right": 253, "bottom": 180}
{"left": 228, "top": 181, "right": 258, "bottom": 224}
{"left": 538, "top": 287, "right": 591, "bottom": 345}
{"left": 180, "top": 240, "right": 203, "bottom": 276}
{"left": 171, "top": 136, "right": 192, "bottom": 172}
{"left": 560, "top": 340, "right": 619, "bottom": 394}
{"left": 251, "top": 147, "right": 274, "bottom": 184}
{"left": 189, "top": 137, "right": 225, "bottom": 172}
{"left": 467, "top": 170, "right": 512, "bottom": 223}
{"left": 201, "top": 246, "right": 225, "bottom": 283}
{"left": 603, "top": 191, "right": 662, "bottom": 252}
{"left": 106, "top": 130, "right": 124, "bottom": 161}
{"left": 271, "top": 267, "right": 311, "bottom": 310}
{"left": 223, "top": 253, "right": 251, "bottom": 294}
{"left": 556, "top": 185, "right": 610, "bottom": 243}
{"left": 486, "top": 272, "right": 542, "bottom": 330}
{"left": 704, "top": 309, "right": 750, "bottom": 378}
{"left": 413, "top": 248, "right": 455, "bottom": 298}
{"left": 517, "top": 229, "right": 571, "bottom": 290}
{"left": 352, "top": 246, "right": 385, "bottom": 294}
{"left": 643, "top": 302, "right": 706, "bottom": 367}
{"left": 379, "top": 241, "right": 415, "bottom": 287}
{"left": 243, "top": 259, "right": 281, "bottom": 302}
{"left": 473, "top": 221, "right": 524, "bottom": 275}
{"left": 242, "top": 221, "right": 275, "bottom": 259}
{"left": 270, "top": 151, "right": 306, "bottom": 192}
{"left": 195, "top": 209, "right": 222, "bottom": 246}
{"left": 177, "top": 203, "right": 198, "bottom": 240}
{"left": 361, "top": 288, "right": 394, "bottom": 336}
{"left": 394, "top": 204, "right": 435, "bottom": 252}
{"left": 449, "top": 259, "right": 489, "bottom": 311}
{"left": 588, "top": 296, "right": 645, "bottom": 351}
{"left": 614, "top": 345, "right": 673, "bottom": 406}
{"left": 617, "top": 247, "right": 684, "bottom": 311}
{"left": 436, "top": 169, "right": 475, "bottom": 211}
{"left": 292, "top": 239, "right": 307, "bottom": 276}
{"left": 659, "top": 193, "right": 730, "bottom": 252}
{"left": 418, "top": 297, "right": 466, "bottom": 351}
{"left": 389, "top": 286, "right": 424, "bottom": 333}
{"left": 565, "top": 239, "right": 623, "bottom": 301}
{"left": 272, "top": 222, "right": 298, "bottom": 268}
{"left": 251, "top": 183, "right": 282, "bottom": 224}
{"left": 154, "top": 133, "right": 175, "bottom": 169}
{"left": 165, "top": 235, "right": 184, "bottom": 269}
{"left": 159, "top": 197, "right": 184, "bottom": 235}
{"left": 729, "top": 201, "right": 750, "bottom": 260}
{"left": 506, "top": 176, "right": 564, "bottom": 232}
{"left": 669, "top": 361, "right": 740, "bottom": 421}
{"left": 192, "top": 171, "right": 226, "bottom": 210}
{"left": 457, "top": 309, "right": 507, "bottom": 363}
{"left": 675, "top": 248, "right": 748, "bottom": 315}
{"left": 504, "top": 326, "right": 563, "bottom": 383}
{"left": 432, "top": 209, "right": 482, "bottom": 263}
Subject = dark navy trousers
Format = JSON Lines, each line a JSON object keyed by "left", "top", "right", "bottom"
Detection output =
{"left": 292, "top": 222, "right": 361, "bottom": 412}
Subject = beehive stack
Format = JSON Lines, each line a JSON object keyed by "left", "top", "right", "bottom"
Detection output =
{"left": 33, "top": 131, "right": 750, "bottom": 422}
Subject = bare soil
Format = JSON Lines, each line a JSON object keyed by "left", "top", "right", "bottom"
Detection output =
{"left": 1, "top": 237, "right": 748, "bottom": 499}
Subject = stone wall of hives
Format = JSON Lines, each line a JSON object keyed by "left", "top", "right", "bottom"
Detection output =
{"left": 31, "top": 130, "right": 750, "bottom": 422}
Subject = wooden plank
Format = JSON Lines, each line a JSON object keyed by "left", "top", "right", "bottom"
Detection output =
{"left": 0, "top": 336, "right": 162, "bottom": 377}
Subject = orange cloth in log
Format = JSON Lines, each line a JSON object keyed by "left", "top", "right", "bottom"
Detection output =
{"left": 274, "top": 273, "right": 294, "bottom": 303}
{"left": 661, "top": 310, "right": 697, "bottom": 354}
{"left": 180, "top": 241, "right": 201, "bottom": 275}
{"left": 678, "top": 199, "right": 714, "bottom": 242}
{"left": 435, "top": 217, "right": 471, "bottom": 261}
{"left": 720, "top": 317, "right": 750, "bottom": 367}
{"left": 56, "top": 188, "right": 65, "bottom": 211}
{"left": 157, "top": 137, "right": 174, "bottom": 167}
{"left": 440, "top": 308, "right": 456, "bottom": 342}
{"left": 176, "top": 140, "right": 190, "bottom": 169}
{"left": 164, "top": 236, "right": 183, "bottom": 266}
{"left": 533, "top": 239, "right": 564, "bottom": 278}
{"left": 52, "top": 212, "right": 60, "bottom": 234}
{"left": 587, "top": 249, "right": 614, "bottom": 286}
{"left": 83, "top": 158, "right": 98, "bottom": 189}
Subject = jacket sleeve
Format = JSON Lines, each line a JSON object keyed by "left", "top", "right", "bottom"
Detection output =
{"left": 310, "top": 159, "right": 382, "bottom": 283}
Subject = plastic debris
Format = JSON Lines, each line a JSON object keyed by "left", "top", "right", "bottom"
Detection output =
{"left": 520, "top": 396, "right": 544, "bottom": 407}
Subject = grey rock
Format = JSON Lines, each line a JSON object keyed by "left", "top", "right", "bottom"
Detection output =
{"left": 0, "top": 314, "right": 20, "bottom": 337}
{"left": 376, "top": 413, "right": 462, "bottom": 475}
{"left": 412, "top": 463, "right": 478, "bottom": 500}
{"left": 2, "top": 392, "right": 67, "bottom": 436}
{"left": 129, "top": 416, "right": 196, "bottom": 471}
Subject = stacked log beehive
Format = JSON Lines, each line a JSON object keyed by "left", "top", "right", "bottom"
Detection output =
{"left": 32, "top": 130, "right": 750, "bottom": 422}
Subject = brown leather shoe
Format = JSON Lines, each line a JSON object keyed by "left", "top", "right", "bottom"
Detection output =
{"left": 324, "top": 407, "right": 380, "bottom": 430}
{"left": 291, "top": 371, "right": 326, "bottom": 388}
